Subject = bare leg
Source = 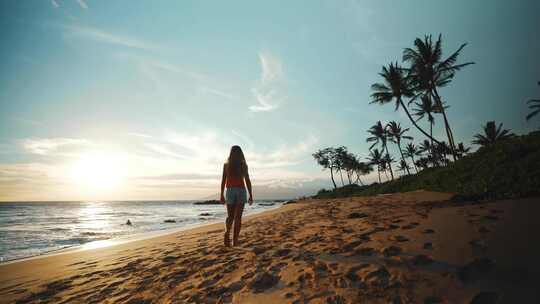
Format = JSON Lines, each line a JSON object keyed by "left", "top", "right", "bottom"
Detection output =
{"left": 232, "top": 203, "right": 245, "bottom": 246}
{"left": 225, "top": 204, "right": 236, "bottom": 247}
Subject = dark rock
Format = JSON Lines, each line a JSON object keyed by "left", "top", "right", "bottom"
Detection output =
{"left": 164, "top": 219, "right": 176, "bottom": 223}
{"left": 126, "top": 219, "right": 132, "bottom": 226}
{"left": 458, "top": 258, "right": 495, "bottom": 283}
{"left": 283, "top": 200, "right": 297, "bottom": 205}
{"left": 470, "top": 291, "right": 499, "bottom": 304}
{"left": 199, "top": 213, "right": 211, "bottom": 217}
{"left": 348, "top": 212, "right": 368, "bottom": 219}
{"left": 193, "top": 200, "right": 221, "bottom": 205}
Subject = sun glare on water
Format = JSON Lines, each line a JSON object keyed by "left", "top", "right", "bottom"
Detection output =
{"left": 69, "top": 152, "right": 126, "bottom": 190}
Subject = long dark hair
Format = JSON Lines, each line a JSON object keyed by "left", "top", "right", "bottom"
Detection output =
{"left": 227, "top": 145, "right": 246, "bottom": 178}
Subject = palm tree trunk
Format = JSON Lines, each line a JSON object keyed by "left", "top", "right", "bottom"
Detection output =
{"left": 399, "top": 98, "right": 442, "bottom": 146}
{"left": 339, "top": 170, "right": 344, "bottom": 186}
{"left": 410, "top": 156, "right": 418, "bottom": 173}
{"left": 383, "top": 145, "right": 395, "bottom": 180}
{"left": 430, "top": 121, "right": 434, "bottom": 157}
{"left": 397, "top": 141, "right": 410, "bottom": 175}
{"left": 384, "top": 169, "right": 389, "bottom": 181}
{"left": 330, "top": 167, "right": 337, "bottom": 189}
{"left": 431, "top": 88, "right": 457, "bottom": 162}
{"left": 377, "top": 169, "right": 381, "bottom": 183}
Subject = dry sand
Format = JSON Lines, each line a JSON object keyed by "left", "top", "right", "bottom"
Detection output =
{"left": 1, "top": 190, "right": 539, "bottom": 303}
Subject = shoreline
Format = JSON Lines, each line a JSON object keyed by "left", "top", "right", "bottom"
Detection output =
{"left": 0, "top": 202, "right": 287, "bottom": 266}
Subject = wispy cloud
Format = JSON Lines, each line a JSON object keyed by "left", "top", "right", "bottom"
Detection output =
{"left": 65, "top": 25, "right": 158, "bottom": 51}
{"left": 249, "top": 52, "right": 286, "bottom": 112}
{"left": 76, "top": 0, "right": 88, "bottom": 9}
{"left": 22, "top": 138, "right": 90, "bottom": 155}
{"left": 51, "top": 0, "right": 60, "bottom": 8}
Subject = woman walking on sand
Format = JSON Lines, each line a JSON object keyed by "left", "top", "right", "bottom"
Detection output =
{"left": 220, "top": 145, "right": 253, "bottom": 247}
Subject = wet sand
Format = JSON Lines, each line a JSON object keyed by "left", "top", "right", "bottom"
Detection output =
{"left": 1, "top": 190, "right": 539, "bottom": 303}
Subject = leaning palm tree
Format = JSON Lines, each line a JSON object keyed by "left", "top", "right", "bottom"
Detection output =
{"left": 367, "top": 148, "right": 384, "bottom": 183}
{"left": 397, "top": 159, "right": 411, "bottom": 175}
{"left": 413, "top": 95, "right": 444, "bottom": 153}
{"left": 386, "top": 121, "right": 413, "bottom": 175}
{"left": 382, "top": 153, "right": 395, "bottom": 181}
{"left": 366, "top": 121, "right": 394, "bottom": 180}
{"left": 404, "top": 143, "right": 420, "bottom": 173}
{"left": 526, "top": 82, "right": 540, "bottom": 121}
{"left": 354, "top": 161, "right": 373, "bottom": 186}
{"left": 371, "top": 62, "right": 441, "bottom": 145}
{"left": 403, "top": 34, "right": 474, "bottom": 161}
{"left": 472, "top": 121, "right": 515, "bottom": 147}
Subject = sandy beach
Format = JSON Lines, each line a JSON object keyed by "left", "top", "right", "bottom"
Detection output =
{"left": 1, "top": 190, "right": 539, "bottom": 303}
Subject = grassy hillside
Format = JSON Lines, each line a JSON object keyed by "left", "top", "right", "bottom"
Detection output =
{"left": 315, "top": 131, "right": 540, "bottom": 200}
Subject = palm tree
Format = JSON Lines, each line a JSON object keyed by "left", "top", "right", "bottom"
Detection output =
{"left": 397, "top": 159, "right": 411, "bottom": 175}
{"left": 382, "top": 153, "right": 395, "bottom": 181}
{"left": 370, "top": 62, "right": 442, "bottom": 145}
{"left": 472, "top": 121, "right": 515, "bottom": 147}
{"left": 367, "top": 121, "right": 394, "bottom": 180}
{"left": 312, "top": 148, "right": 337, "bottom": 188}
{"left": 386, "top": 121, "right": 413, "bottom": 175}
{"left": 404, "top": 142, "right": 420, "bottom": 173}
{"left": 403, "top": 34, "right": 474, "bottom": 161}
{"left": 333, "top": 146, "right": 348, "bottom": 186}
{"left": 413, "top": 95, "right": 444, "bottom": 153}
{"left": 367, "top": 148, "right": 384, "bottom": 183}
{"left": 526, "top": 82, "right": 540, "bottom": 121}
{"left": 455, "top": 142, "right": 471, "bottom": 159}
{"left": 354, "top": 161, "right": 373, "bottom": 186}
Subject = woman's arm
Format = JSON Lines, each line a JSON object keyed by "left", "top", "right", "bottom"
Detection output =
{"left": 220, "top": 164, "right": 227, "bottom": 203}
{"left": 245, "top": 165, "right": 253, "bottom": 205}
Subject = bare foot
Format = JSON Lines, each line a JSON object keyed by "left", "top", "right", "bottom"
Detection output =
{"left": 224, "top": 233, "right": 231, "bottom": 247}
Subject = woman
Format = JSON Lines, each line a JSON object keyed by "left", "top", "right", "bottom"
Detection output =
{"left": 220, "top": 145, "right": 253, "bottom": 247}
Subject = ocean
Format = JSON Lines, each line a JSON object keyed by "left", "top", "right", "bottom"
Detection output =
{"left": 0, "top": 200, "right": 284, "bottom": 263}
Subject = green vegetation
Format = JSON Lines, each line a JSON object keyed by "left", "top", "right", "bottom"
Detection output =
{"left": 315, "top": 131, "right": 540, "bottom": 200}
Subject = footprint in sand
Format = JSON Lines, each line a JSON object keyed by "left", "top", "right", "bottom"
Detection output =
{"left": 391, "top": 235, "right": 409, "bottom": 242}
{"left": 411, "top": 254, "right": 434, "bottom": 266}
{"left": 478, "top": 226, "right": 490, "bottom": 233}
{"left": 470, "top": 291, "right": 499, "bottom": 304}
{"left": 423, "top": 242, "right": 434, "bottom": 250}
{"left": 423, "top": 228, "right": 435, "bottom": 234}
{"left": 458, "top": 258, "right": 495, "bottom": 283}
{"left": 354, "top": 247, "right": 376, "bottom": 256}
{"left": 382, "top": 245, "right": 402, "bottom": 257}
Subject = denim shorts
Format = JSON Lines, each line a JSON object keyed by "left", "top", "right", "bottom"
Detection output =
{"left": 226, "top": 187, "right": 247, "bottom": 205}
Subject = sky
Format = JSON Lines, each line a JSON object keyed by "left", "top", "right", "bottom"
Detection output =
{"left": 0, "top": 0, "right": 539, "bottom": 201}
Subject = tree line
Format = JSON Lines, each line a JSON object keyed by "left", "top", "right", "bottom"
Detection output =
{"left": 314, "top": 34, "right": 539, "bottom": 189}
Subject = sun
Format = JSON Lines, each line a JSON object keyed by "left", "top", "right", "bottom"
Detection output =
{"left": 69, "top": 152, "right": 125, "bottom": 190}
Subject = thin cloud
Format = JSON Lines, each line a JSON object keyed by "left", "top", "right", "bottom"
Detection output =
{"left": 76, "top": 0, "right": 88, "bottom": 9}
{"left": 249, "top": 52, "right": 286, "bottom": 112}
{"left": 22, "top": 138, "right": 90, "bottom": 155}
{"left": 51, "top": 0, "right": 60, "bottom": 8}
{"left": 65, "top": 25, "right": 158, "bottom": 51}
